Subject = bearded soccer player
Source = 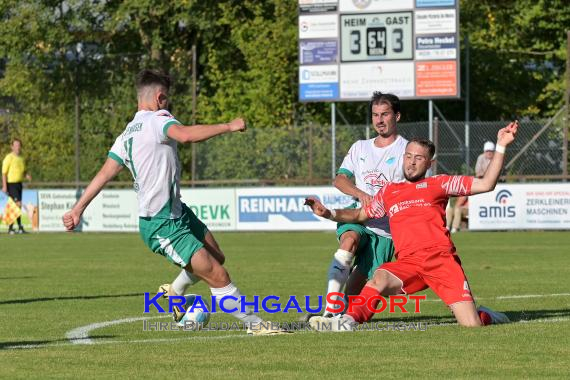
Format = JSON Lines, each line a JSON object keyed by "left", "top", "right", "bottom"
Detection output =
{"left": 63, "top": 69, "right": 285, "bottom": 335}
{"left": 320, "top": 92, "right": 407, "bottom": 317}
{"left": 305, "top": 121, "right": 519, "bottom": 330}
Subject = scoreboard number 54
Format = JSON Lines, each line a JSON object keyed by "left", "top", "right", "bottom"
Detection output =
{"left": 367, "top": 28, "right": 387, "bottom": 56}
{"left": 342, "top": 12, "right": 412, "bottom": 61}
{"left": 349, "top": 27, "right": 404, "bottom": 56}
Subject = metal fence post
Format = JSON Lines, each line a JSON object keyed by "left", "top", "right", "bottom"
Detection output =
{"left": 331, "top": 102, "right": 336, "bottom": 179}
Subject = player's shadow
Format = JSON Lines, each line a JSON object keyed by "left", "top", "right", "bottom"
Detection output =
{"left": 503, "top": 308, "right": 570, "bottom": 322}
{"left": 0, "top": 335, "right": 115, "bottom": 350}
{"left": 370, "top": 307, "right": 570, "bottom": 325}
{"left": 0, "top": 276, "right": 35, "bottom": 280}
{"left": 370, "top": 313, "right": 457, "bottom": 324}
{"left": 288, "top": 308, "right": 570, "bottom": 330}
{"left": 0, "top": 292, "right": 141, "bottom": 306}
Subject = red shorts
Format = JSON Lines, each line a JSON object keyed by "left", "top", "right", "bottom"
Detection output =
{"left": 377, "top": 246, "right": 474, "bottom": 305}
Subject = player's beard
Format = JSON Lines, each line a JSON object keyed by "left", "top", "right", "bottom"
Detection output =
{"left": 376, "top": 123, "right": 395, "bottom": 138}
{"left": 404, "top": 167, "right": 427, "bottom": 182}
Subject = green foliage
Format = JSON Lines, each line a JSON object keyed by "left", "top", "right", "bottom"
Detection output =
{"left": 0, "top": 1, "right": 568, "bottom": 181}
{"left": 461, "top": 0, "right": 570, "bottom": 118}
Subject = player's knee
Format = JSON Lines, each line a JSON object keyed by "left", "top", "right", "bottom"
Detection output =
{"left": 209, "top": 264, "right": 230, "bottom": 286}
{"left": 339, "top": 233, "right": 359, "bottom": 253}
{"left": 369, "top": 270, "right": 389, "bottom": 291}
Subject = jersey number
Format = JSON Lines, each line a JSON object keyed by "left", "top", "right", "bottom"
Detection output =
{"left": 124, "top": 137, "right": 138, "bottom": 179}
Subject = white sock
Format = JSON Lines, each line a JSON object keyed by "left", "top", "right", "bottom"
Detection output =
{"left": 324, "top": 249, "right": 354, "bottom": 315}
{"left": 171, "top": 270, "right": 200, "bottom": 295}
{"left": 210, "top": 283, "right": 263, "bottom": 324}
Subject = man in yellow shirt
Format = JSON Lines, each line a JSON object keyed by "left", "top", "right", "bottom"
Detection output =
{"left": 2, "top": 139, "right": 32, "bottom": 234}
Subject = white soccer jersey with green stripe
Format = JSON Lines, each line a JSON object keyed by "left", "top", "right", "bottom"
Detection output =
{"left": 108, "top": 110, "right": 182, "bottom": 218}
{"left": 337, "top": 135, "right": 408, "bottom": 237}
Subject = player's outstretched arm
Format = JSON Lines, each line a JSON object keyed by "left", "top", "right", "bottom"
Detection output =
{"left": 167, "top": 118, "right": 246, "bottom": 143}
{"left": 471, "top": 121, "right": 519, "bottom": 195}
{"left": 334, "top": 174, "right": 373, "bottom": 207}
{"left": 62, "top": 158, "right": 123, "bottom": 231}
{"left": 304, "top": 197, "right": 368, "bottom": 223}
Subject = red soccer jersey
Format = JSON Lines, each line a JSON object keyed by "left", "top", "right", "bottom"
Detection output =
{"left": 364, "top": 175, "right": 473, "bottom": 258}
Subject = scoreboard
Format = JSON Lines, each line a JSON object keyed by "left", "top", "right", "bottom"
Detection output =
{"left": 299, "top": 0, "right": 460, "bottom": 101}
{"left": 340, "top": 12, "right": 413, "bottom": 61}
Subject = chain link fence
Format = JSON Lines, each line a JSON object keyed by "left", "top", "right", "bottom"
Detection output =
{"left": 15, "top": 108, "right": 567, "bottom": 187}
{"left": 305, "top": 108, "right": 568, "bottom": 183}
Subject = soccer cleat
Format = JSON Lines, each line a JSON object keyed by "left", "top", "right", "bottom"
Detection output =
{"left": 246, "top": 321, "right": 291, "bottom": 336}
{"left": 308, "top": 315, "right": 356, "bottom": 332}
{"left": 477, "top": 306, "right": 510, "bottom": 325}
{"left": 171, "top": 306, "right": 185, "bottom": 323}
{"left": 158, "top": 283, "right": 173, "bottom": 297}
{"left": 17, "top": 227, "right": 26, "bottom": 234}
{"left": 300, "top": 311, "right": 336, "bottom": 323}
{"left": 157, "top": 283, "right": 184, "bottom": 322}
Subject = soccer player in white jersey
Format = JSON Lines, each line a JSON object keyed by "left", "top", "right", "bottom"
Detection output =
{"left": 62, "top": 69, "right": 285, "bottom": 335}
{"left": 322, "top": 92, "right": 407, "bottom": 316}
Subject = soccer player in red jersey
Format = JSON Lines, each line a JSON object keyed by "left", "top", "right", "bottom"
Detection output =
{"left": 306, "top": 121, "right": 519, "bottom": 330}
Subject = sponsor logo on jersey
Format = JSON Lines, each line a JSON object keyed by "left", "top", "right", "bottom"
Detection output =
{"left": 364, "top": 173, "right": 388, "bottom": 190}
{"left": 416, "top": 182, "right": 427, "bottom": 189}
{"left": 388, "top": 199, "right": 429, "bottom": 217}
{"left": 386, "top": 157, "right": 396, "bottom": 165}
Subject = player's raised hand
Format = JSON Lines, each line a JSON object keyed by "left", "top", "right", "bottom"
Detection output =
{"left": 497, "top": 120, "right": 519, "bottom": 147}
{"left": 62, "top": 210, "right": 80, "bottom": 231}
{"left": 228, "top": 118, "right": 246, "bottom": 133}
{"left": 304, "top": 197, "right": 332, "bottom": 219}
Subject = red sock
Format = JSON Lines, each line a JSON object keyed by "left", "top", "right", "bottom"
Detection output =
{"left": 346, "top": 285, "right": 380, "bottom": 323}
{"left": 478, "top": 310, "right": 492, "bottom": 326}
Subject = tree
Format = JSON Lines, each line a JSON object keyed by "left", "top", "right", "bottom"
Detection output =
{"left": 0, "top": 1, "right": 568, "bottom": 182}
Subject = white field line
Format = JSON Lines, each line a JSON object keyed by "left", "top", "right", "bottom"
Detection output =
{"left": 65, "top": 316, "right": 168, "bottom": 345}
{"left": 1, "top": 315, "right": 568, "bottom": 350}
{"left": 308, "top": 292, "right": 570, "bottom": 307}
{"left": 9, "top": 330, "right": 256, "bottom": 350}
{"left": 64, "top": 291, "right": 570, "bottom": 345}
{"left": 2, "top": 292, "right": 568, "bottom": 350}
{"left": 412, "top": 292, "right": 570, "bottom": 302}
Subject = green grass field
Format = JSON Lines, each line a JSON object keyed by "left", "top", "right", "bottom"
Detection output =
{"left": 1, "top": 231, "right": 569, "bottom": 378}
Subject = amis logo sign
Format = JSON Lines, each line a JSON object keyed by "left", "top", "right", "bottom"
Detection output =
{"left": 479, "top": 189, "right": 516, "bottom": 218}
{"left": 239, "top": 195, "right": 320, "bottom": 222}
